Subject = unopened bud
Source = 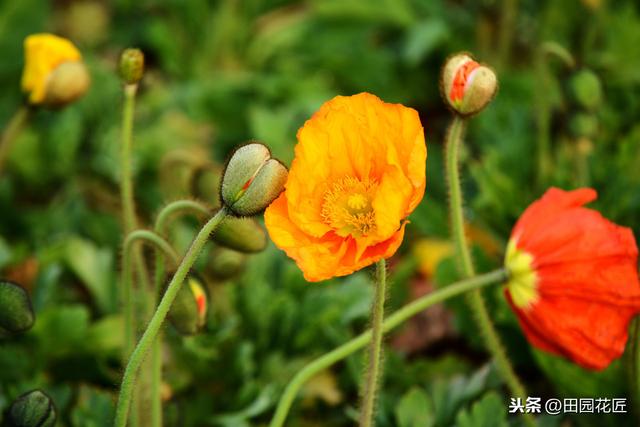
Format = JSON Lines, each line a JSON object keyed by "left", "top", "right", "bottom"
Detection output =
{"left": 568, "top": 69, "right": 602, "bottom": 111}
{"left": 7, "top": 389, "right": 56, "bottom": 427}
{"left": 119, "top": 48, "right": 145, "bottom": 85}
{"left": 208, "top": 247, "right": 246, "bottom": 280}
{"left": 44, "top": 61, "right": 90, "bottom": 108}
{"left": 220, "top": 143, "right": 288, "bottom": 216}
{"left": 0, "top": 280, "right": 35, "bottom": 337}
{"left": 213, "top": 217, "right": 267, "bottom": 253}
{"left": 166, "top": 275, "right": 208, "bottom": 335}
{"left": 569, "top": 112, "right": 599, "bottom": 139}
{"left": 441, "top": 53, "right": 497, "bottom": 116}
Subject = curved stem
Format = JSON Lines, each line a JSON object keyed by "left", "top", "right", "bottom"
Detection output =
{"left": 540, "top": 41, "right": 576, "bottom": 69}
{"left": 122, "top": 230, "right": 179, "bottom": 358}
{"left": 269, "top": 268, "right": 508, "bottom": 427}
{"left": 0, "top": 106, "right": 31, "bottom": 174}
{"left": 358, "top": 260, "right": 387, "bottom": 427}
{"left": 114, "top": 207, "right": 229, "bottom": 427}
{"left": 446, "top": 116, "right": 534, "bottom": 427}
{"left": 155, "top": 199, "right": 212, "bottom": 236}
{"left": 149, "top": 199, "right": 211, "bottom": 427}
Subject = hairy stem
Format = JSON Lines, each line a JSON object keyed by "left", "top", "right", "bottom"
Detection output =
{"left": 269, "top": 269, "right": 508, "bottom": 427}
{"left": 358, "top": 260, "right": 387, "bottom": 427}
{"left": 0, "top": 106, "right": 31, "bottom": 174}
{"left": 150, "top": 199, "right": 211, "bottom": 426}
{"left": 445, "top": 116, "right": 534, "bottom": 427}
{"left": 119, "top": 83, "right": 154, "bottom": 426}
{"left": 114, "top": 208, "right": 228, "bottom": 427}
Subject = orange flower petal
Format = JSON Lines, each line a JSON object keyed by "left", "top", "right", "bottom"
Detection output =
{"left": 265, "top": 93, "right": 426, "bottom": 281}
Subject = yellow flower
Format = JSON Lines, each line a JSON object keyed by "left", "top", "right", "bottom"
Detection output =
{"left": 21, "top": 33, "right": 89, "bottom": 106}
{"left": 265, "top": 93, "right": 427, "bottom": 282}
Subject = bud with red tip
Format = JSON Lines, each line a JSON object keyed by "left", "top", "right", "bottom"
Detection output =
{"left": 441, "top": 53, "right": 497, "bottom": 116}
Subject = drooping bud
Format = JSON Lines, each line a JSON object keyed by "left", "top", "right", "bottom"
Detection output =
{"left": 568, "top": 69, "right": 602, "bottom": 111}
{"left": 441, "top": 53, "right": 497, "bottom": 116}
{"left": 7, "top": 389, "right": 57, "bottom": 427}
{"left": 166, "top": 275, "right": 208, "bottom": 335}
{"left": 220, "top": 143, "right": 288, "bottom": 216}
{"left": 21, "top": 33, "right": 90, "bottom": 108}
{"left": 213, "top": 217, "right": 267, "bottom": 253}
{"left": 0, "top": 280, "right": 35, "bottom": 337}
{"left": 569, "top": 112, "right": 599, "bottom": 139}
{"left": 208, "top": 247, "right": 246, "bottom": 280}
{"left": 119, "top": 48, "right": 145, "bottom": 85}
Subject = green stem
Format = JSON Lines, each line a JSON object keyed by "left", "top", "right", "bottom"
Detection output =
{"left": 155, "top": 200, "right": 212, "bottom": 236}
{"left": 0, "top": 106, "right": 31, "bottom": 174}
{"left": 497, "top": 0, "right": 518, "bottom": 68}
{"left": 122, "top": 231, "right": 179, "bottom": 358}
{"left": 358, "top": 260, "right": 387, "bottom": 427}
{"left": 269, "top": 268, "right": 508, "bottom": 427}
{"left": 149, "top": 199, "right": 211, "bottom": 427}
{"left": 114, "top": 207, "right": 229, "bottom": 427}
{"left": 120, "top": 83, "right": 153, "bottom": 426}
{"left": 445, "top": 116, "right": 535, "bottom": 427}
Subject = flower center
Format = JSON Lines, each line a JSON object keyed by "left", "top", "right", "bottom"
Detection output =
{"left": 321, "top": 176, "right": 377, "bottom": 237}
{"left": 504, "top": 238, "right": 539, "bottom": 310}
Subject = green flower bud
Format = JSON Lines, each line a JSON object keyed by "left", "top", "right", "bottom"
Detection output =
{"left": 213, "top": 217, "right": 267, "bottom": 253}
{"left": 166, "top": 275, "right": 208, "bottom": 335}
{"left": 0, "top": 281, "right": 35, "bottom": 337}
{"left": 44, "top": 61, "right": 91, "bottom": 108}
{"left": 568, "top": 69, "right": 602, "bottom": 111}
{"left": 7, "top": 389, "right": 56, "bottom": 427}
{"left": 208, "top": 247, "right": 246, "bottom": 280}
{"left": 441, "top": 52, "right": 497, "bottom": 116}
{"left": 569, "top": 112, "right": 599, "bottom": 139}
{"left": 119, "top": 48, "right": 144, "bottom": 85}
{"left": 220, "top": 143, "right": 288, "bottom": 216}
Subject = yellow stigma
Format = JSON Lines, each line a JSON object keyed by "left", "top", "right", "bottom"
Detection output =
{"left": 505, "top": 238, "right": 539, "bottom": 310}
{"left": 321, "top": 176, "right": 377, "bottom": 237}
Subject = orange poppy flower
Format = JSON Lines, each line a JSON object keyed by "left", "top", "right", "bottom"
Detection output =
{"left": 504, "top": 187, "right": 640, "bottom": 370}
{"left": 264, "top": 93, "right": 427, "bottom": 282}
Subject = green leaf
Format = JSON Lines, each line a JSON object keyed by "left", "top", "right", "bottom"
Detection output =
{"left": 395, "top": 387, "right": 434, "bottom": 427}
{"left": 455, "top": 392, "right": 508, "bottom": 427}
{"left": 62, "top": 237, "right": 115, "bottom": 313}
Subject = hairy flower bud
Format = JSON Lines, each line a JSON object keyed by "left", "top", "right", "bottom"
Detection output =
{"left": 7, "top": 389, "right": 56, "bottom": 427}
{"left": 220, "top": 143, "right": 288, "bottom": 216}
{"left": 213, "top": 217, "right": 267, "bottom": 253}
{"left": 166, "top": 275, "right": 208, "bottom": 335}
{"left": 0, "top": 280, "right": 35, "bottom": 337}
{"left": 441, "top": 53, "right": 497, "bottom": 116}
{"left": 568, "top": 69, "right": 602, "bottom": 111}
{"left": 21, "top": 33, "right": 90, "bottom": 108}
{"left": 119, "top": 48, "right": 145, "bottom": 85}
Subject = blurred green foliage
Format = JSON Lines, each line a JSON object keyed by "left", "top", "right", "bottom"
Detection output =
{"left": 1, "top": 0, "right": 640, "bottom": 426}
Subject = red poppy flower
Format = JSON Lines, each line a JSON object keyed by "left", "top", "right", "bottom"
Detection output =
{"left": 504, "top": 187, "right": 640, "bottom": 370}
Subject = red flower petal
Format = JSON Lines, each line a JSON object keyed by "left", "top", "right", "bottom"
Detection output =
{"left": 506, "top": 187, "right": 640, "bottom": 370}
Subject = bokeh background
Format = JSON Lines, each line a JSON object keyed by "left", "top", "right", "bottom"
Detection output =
{"left": 1, "top": 0, "right": 640, "bottom": 426}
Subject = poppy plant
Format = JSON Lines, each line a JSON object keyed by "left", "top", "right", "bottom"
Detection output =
{"left": 504, "top": 187, "right": 640, "bottom": 370}
{"left": 265, "top": 92, "right": 426, "bottom": 282}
